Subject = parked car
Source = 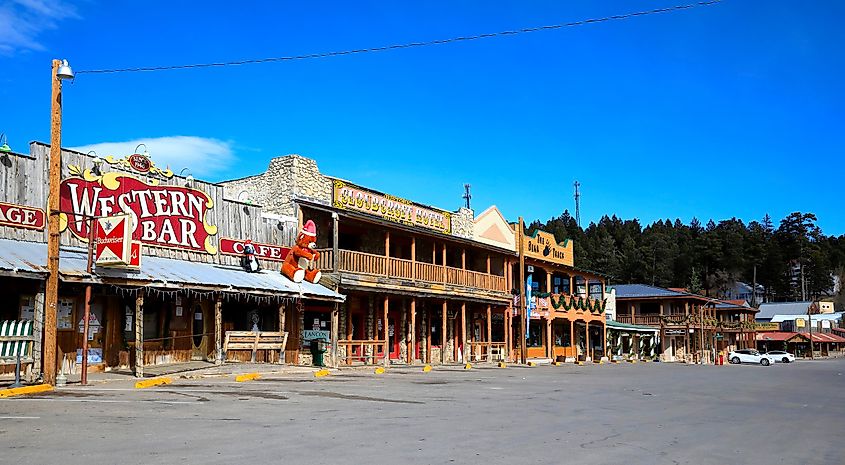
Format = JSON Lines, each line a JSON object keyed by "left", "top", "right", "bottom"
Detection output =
{"left": 728, "top": 349, "right": 775, "bottom": 366}
{"left": 764, "top": 350, "right": 796, "bottom": 363}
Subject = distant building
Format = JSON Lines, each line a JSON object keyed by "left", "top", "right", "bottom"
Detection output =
{"left": 721, "top": 281, "right": 765, "bottom": 306}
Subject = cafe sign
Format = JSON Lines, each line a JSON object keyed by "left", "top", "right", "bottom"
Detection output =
{"left": 59, "top": 165, "right": 218, "bottom": 254}
{"left": 0, "top": 201, "right": 45, "bottom": 230}
{"left": 220, "top": 238, "right": 290, "bottom": 262}
{"left": 332, "top": 179, "right": 451, "bottom": 234}
{"left": 522, "top": 229, "right": 574, "bottom": 267}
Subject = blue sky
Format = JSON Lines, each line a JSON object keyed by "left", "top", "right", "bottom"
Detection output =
{"left": 2, "top": 1, "right": 843, "bottom": 234}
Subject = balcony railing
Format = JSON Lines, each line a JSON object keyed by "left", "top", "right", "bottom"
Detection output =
{"left": 317, "top": 249, "right": 508, "bottom": 293}
{"left": 616, "top": 314, "right": 697, "bottom": 326}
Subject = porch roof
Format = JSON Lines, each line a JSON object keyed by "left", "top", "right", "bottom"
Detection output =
{"left": 606, "top": 320, "right": 660, "bottom": 334}
{"left": 0, "top": 238, "right": 344, "bottom": 302}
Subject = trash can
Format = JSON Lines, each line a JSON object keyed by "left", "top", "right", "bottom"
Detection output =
{"left": 310, "top": 338, "right": 327, "bottom": 367}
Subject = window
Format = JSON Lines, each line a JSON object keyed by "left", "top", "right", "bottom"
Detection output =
{"left": 552, "top": 274, "right": 571, "bottom": 295}
{"left": 553, "top": 322, "right": 571, "bottom": 347}
{"left": 589, "top": 283, "right": 603, "bottom": 300}
{"left": 527, "top": 320, "right": 543, "bottom": 347}
{"left": 430, "top": 316, "right": 442, "bottom": 346}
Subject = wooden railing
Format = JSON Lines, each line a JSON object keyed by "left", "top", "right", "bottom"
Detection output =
{"left": 616, "top": 314, "right": 690, "bottom": 326}
{"left": 317, "top": 249, "right": 508, "bottom": 293}
{"left": 339, "top": 339, "right": 387, "bottom": 364}
{"left": 467, "top": 342, "right": 507, "bottom": 362}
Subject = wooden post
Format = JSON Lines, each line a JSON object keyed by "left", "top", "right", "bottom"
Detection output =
{"left": 43, "top": 59, "right": 64, "bottom": 386}
{"left": 442, "top": 244, "right": 447, "bottom": 282}
{"left": 331, "top": 303, "right": 339, "bottom": 368}
{"left": 505, "top": 308, "right": 512, "bottom": 361}
{"left": 426, "top": 308, "right": 432, "bottom": 364}
{"left": 518, "top": 217, "right": 526, "bottom": 364}
{"left": 461, "top": 302, "right": 467, "bottom": 363}
{"left": 383, "top": 296, "right": 389, "bottom": 367}
{"left": 411, "top": 237, "right": 416, "bottom": 280}
{"left": 32, "top": 284, "right": 45, "bottom": 380}
{"left": 569, "top": 319, "right": 575, "bottom": 358}
{"left": 346, "top": 302, "right": 353, "bottom": 365}
{"left": 486, "top": 305, "right": 492, "bottom": 362}
{"left": 486, "top": 254, "right": 491, "bottom": 274}
{"left": 441, "top": 300, "right": 447, "bottom": 364}
{"left": 332, "top": 212, "right": 339, "bottom": 272}
{"left": 215, "top": 295, "right": 223, "bottom": 365}
{"left": 385, "top": 231, "right": 390, "bottom": 257}
{"left": 546, "top": 317, "right": 553, "bottom": 359}
{"left": 409, "top": 298, "right": 416, "bottom": 364}
{"left": 585, "top": 321, "right": 591, "bottom": 361}
{"left": 461, "top": 249, "right": 466, "bottom": 269}
{"left": 134, "top": 291, "right": 144, "bottom": 378}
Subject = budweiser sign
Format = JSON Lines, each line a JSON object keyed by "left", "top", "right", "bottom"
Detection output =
{"left": 60, "top": 167, "right": 218, "bottom": 254}
{"left": 95, "top": 214, "right": 133, "bottom": 266}
{"left": 0, "top": 201, "right": 45, "bottom": 230}
{"left": 219, "top": 238, "right": 290, "bottom": 262}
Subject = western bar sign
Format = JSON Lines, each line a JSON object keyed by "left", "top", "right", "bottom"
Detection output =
{"left": 522, "top": 229, "right": 574, "bottom": 267}
{"left": 60, "top": 166, "right": 218, "bottom": 254}
{"left": 219, "top": 238, "right": 290, "bottom": 262}
{"left": 332, "top": 179, "right": 451, "bottom": 234}
{"left": 0, "top": 201, "right": 45, "bottom": 230}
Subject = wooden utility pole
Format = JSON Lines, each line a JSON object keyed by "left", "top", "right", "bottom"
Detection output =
{"left": 43, "top": 59, "right": 63, "bottom": 386}
{"left": 518, "top": 217, "right": 526, "bottom": 364}
{"left": 134, "top": 292, "right": 144, "bottom": 378}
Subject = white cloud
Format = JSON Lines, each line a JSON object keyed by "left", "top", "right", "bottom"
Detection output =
{"left": 70, "top": 136, "right": 237, "bottom": 180}
{"left": 0, "top": 0, "right": 79, "bottom": 54}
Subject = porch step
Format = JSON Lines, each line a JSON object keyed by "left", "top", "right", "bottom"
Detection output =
{"left": 527, "top": 358, "right": 553, "bottom": 365}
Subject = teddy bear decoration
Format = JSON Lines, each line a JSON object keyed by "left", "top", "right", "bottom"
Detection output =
{"left": 281, "top": 219, "right": 321, "bottom": 284}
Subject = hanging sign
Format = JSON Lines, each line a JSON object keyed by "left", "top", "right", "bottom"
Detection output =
{"left": 522, "top": 229, "right": 574, "bottom": 266}
{"left": 95, "top": 214, "right": 133, "bottom": 266}
{"left": 0, "top": 201, "right": 45, "bottom": 230}
{"left": 220, "top": 238, "right": 290, "bottom": 262}
{"left": 59, "top": 166, "right": 218, "bottom": 254}
{"left": 332, "top": 179, "right": 452, "bottom": 234}
{"left": 102, "top": 154, "right": 174, "bottom": 178}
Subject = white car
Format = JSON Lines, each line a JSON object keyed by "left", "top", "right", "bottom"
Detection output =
{"left": 728, "top": 349, "right": 775, "bottom": 366}
{"left": 764, "top": 350, "right": 796, "bottom": 363}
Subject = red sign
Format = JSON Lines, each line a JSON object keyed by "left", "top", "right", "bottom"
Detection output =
{"left": 60, "top": 171, "right": 218, "bottom": 254}
{"left": 128, "top": 242, "right": 142, "bottom": 268}
{"left": 0, "top": 201, "right": 45, "bottom": 230}
{"left": 128, "top": 154, "right": 152, "bottom": 173}
{"left": 219, "top": 238, "right": 290, "bottom": 262}
{"left": 95, "top": 214, "right": 132, "bottom": 266}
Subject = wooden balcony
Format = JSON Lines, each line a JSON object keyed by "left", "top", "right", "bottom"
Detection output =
{"left": 317, "top": 249, "right": 508, "bottom": 294}
{"left": 616, "top": 314, "right": 690, "bottom": 326}
{"left": 532, "top": 294, "right": 604, "bottom": 313}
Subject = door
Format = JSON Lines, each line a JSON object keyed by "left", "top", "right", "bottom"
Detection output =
{"left": 79, "top": 299, "right": 106, "bottom": 366}
{"left": 388, "top": 314, "right": 400, "bottom": 360}
{"left": 191, "top": 303, "right": 207, "bottom": 360}
{"left": 350, "top": 312, "right": 364, "bottom": 361}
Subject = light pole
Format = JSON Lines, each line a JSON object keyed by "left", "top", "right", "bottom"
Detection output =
{"left": 44, "top": 59, "right": 74, "bottom": 386}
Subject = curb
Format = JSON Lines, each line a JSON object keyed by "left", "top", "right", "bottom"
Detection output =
{"left": 0, "top": 383, "right": 53, "bottom": 398}
{"left": 134, "top": 377, "right": 172, "bottom": 389}
{"left": 235, "top": 373, "right": 260, "bottom": 382}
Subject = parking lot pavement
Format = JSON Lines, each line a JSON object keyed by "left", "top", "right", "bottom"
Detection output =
{"left": 2, "top": 359, "right": 844, "bottom": 465}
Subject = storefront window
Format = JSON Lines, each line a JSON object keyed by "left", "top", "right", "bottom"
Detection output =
{"left": 527, "top": 320, "right": 543, "bottom": 347}
{"left": 553, "top": 322, "right": 571, "bottom": 347}
{"left": 431, "top": 316, "right": 442, "bottom": 346}
{"left": 589, "top": 283, "right": 603, "bottom": 300}
{"left": 303, "top": 310, "right": 331, "bottom": 347}
{"left": 552, "top": 274, "right": 571, "bottom": 295}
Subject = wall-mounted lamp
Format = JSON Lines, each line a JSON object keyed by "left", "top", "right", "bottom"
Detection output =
{"left": 88, "top": 150, "right": 104, "bottom": 176}
{"left": 0, "top": 133, "right": 11, "bottom": 154}
{"left": 180, "top": 168, "right": 194, "bottom": 187}
{"left": 134, "top": 143, "right": 150, "bottom": 157}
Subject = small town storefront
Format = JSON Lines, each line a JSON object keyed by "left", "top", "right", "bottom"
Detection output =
{"left": 756, "top": 331, "right": 845, "bottom": 358}
{"left": 512, "top": 228, "right": 608, "bottom": 362}
{"left": 606, "top": 320, "right": 660, "bottom": 361}
{"left": 0, "top": 143, "right": 343, "bottom": 380}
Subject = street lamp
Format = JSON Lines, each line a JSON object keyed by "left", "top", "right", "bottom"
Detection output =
{"left": 44, "top": 58, "right": 74, "bottom": 386}
{"left": 0, "top": 133, "right": 12, "bottom": 153}
{"left": 134, "top": 143, "right": 149, "bottom": 157}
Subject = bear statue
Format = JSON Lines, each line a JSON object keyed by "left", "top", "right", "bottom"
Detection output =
{"left": 281, "top": 219, "right": 321, "bottom": 284}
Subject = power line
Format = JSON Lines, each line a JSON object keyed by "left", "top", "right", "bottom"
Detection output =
{"left": 77, "top": 1, "right": 722, "bottom": 75}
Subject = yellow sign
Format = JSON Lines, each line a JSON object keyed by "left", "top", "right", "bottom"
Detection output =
{"left": 522, "top": 229, "right": 574, "bottom": 266}
{"left": 795, "top": 318, "right": 805, "bottom": 328}
{"left": 332, "top": 180, "right": 452, "bottom": 234}
{"left": 755, "top": 322, "right": 780, "bottom": 331}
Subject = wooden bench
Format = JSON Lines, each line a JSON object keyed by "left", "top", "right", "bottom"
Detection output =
{"left": 1, "top": 320, "right": 35, "bottom": 387}
{"left": 223, "top": 331, "right": 288, "bottom": 364}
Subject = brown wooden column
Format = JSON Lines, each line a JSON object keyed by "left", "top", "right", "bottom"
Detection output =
{"left": 383, "top": 296, "right": 389, "bottom": 367}
{"left": 385, "top": 231, "right": 390, "bottom": 258}
{"left": 442, "top": 244, "right": 447, "bottom": 282}
{"left": 409, "top": 298, "right": 416, "bottom": 364}
{"left": 332, "top": 212, "right": 339, "bottom": 272}
{"left": 346, "top": 301, "right": 353, "bottom": 365}
{"left": 331, "top": 303, "right": 339, "bottom": 368}
{"left": 426, "top": 306, "right": 432, "bottom": 364}
{"left": 215, "top": 295, "right": 223, "bottom": 365}
{"left": 546, "top": 317, "right": 553, "bottom": 359}
{"left": 461, "top": 249, "right": 466, "bottom": 269}
{"left": 585, "top": 321, "right": 591, "bottom": 361}
{"left": 506, "top": 308, "right": 512, "bottom": 361}
{"left": 411, "top": 237, "right": 416, "bottom": 280}
{"left": 569, "top": 319, "right": 575, "bottom": 358}
{"left": 134, "top": 291, "right": 144, "bottom": 378}
{"left": 461, "top": 302, "right": 467, "bottom": 363}
{"left": 486, "top": 305, "right": 492, "bottom": 362}
{"left": 441, "top": 300, "right": 447, "bottom": 364}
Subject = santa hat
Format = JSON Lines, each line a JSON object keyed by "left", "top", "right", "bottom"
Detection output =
{"left": 301, "top": 220, "right": 317, "bottom": 237}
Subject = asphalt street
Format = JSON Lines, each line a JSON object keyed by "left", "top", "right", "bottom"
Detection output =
{"left": 1, "top": 359, "right": 843, "bottom": 465}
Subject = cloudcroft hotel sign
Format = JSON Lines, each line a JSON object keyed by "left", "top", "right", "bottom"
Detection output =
{"left": 332, "top": 179, "right": 452, "bottom": 234}
{"left": 523, "top": 229, "right": 574, "bottom": 267}
{"left": 59, "top": 165, "right": 218, "bottom": 254}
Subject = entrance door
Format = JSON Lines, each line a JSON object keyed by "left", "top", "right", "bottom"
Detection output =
{"left": 191, "top": 303, "right": 207, "bottom": 360}
{"left": 388, "top": 314, "right": 400, "bottom": 360}
{"left": 350, "top": 312, "right": 364, "bottom": 361}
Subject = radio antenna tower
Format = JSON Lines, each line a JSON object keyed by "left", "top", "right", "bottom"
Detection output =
{"left": 463, "top": 184, "right": 472, "bottom": 210}
{"left": 573, "top": 181, "right": 581, "bottom": 227}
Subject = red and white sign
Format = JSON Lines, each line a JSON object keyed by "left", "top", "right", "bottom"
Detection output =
{"left": 0, "top": 201, "right": 45, "bottom": 230}
{"left": 128, "top": 154, "right": 152, "bottom": 173}
{"left": 219, "top": 238, "right": 290, "bottom": 262}
{"left": 95, "top": 214, "right": 133, "bottom": 266}
{"left": 60, "top": 172, "right": 218, "bottom": 254}
{"left": 127, "top": 242, "right": 142, "bottom": 268}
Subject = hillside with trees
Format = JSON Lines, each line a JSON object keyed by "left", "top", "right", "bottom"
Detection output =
{"left": 528, "top": 212, "right": 845, "bottom": 304}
